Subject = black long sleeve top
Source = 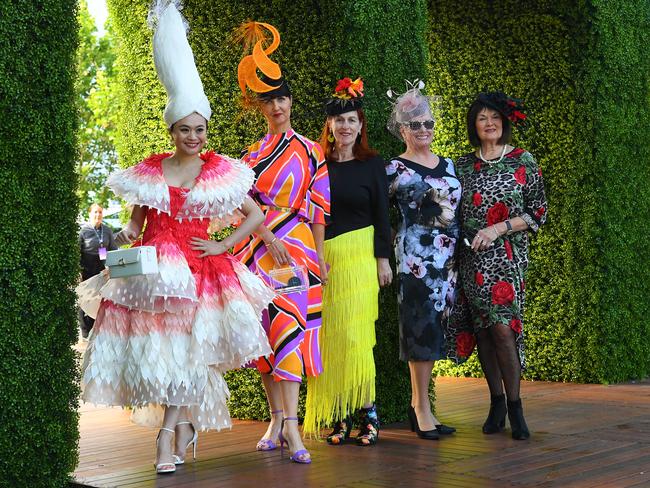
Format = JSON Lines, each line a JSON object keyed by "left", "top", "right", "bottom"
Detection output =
{"left": 325, "top": 155, "right": 391, "bottom": 258}
{"left": 79, "top": 222, "right": 118, "bottom": 280}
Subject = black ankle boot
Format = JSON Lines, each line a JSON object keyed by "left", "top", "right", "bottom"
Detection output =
{"left": 482, "top": 394, "right": 507, "bottom": 434}
{"left": 507, "top": 399, "right": 530, "bottom": 440}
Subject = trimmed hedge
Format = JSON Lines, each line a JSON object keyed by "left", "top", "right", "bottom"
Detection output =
{"left": 575, "top": 0, "right": 650, "bottom": 382}
{"left": 0, "top": 1, "right": 80, "bottom": 486}
{"left": 107, "top": 0, "right": 423, "bottom": 422}
{"left": 428, "top": 0, "right": 650, "bottom": 383}
{"left": 106, "top": 1, "right": 649, "bottom": 437}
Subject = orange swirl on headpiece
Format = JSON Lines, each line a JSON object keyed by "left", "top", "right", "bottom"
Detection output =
{"left": 235, "top": 21, "right": 282, "bottom": 95}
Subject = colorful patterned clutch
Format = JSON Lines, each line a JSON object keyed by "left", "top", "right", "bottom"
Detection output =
{"left": 268, "top": 265, "right": 308, "bottom": 294}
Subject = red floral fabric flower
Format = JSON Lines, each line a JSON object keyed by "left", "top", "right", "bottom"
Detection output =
{"left": 509, "top": 148, "right": 525, "bottom": 158}
{"left": 335, "top": 77, "right": 352, "bottom": 92}
{"left": 472, "top": 192, "right": 482, "bottom": 206}
{"left": 491, "top": 281, "right": 515, "bottom": 305}
{"left": 509, "top": 318, "right": 522, "bottom": 334}
{"left": 514, "top": 165, "right": 527, "bottom": 185}
{"left": 504, "top": 240, "right": 513, "bottom": 260}
{"left": 535, "top": 207, "right": 545, "bottom": 219}
{"left": 475, "top": 271, "right": 484, "bottom": 285}
{"left": 456, "top": 332, "right": 476, "bottom": 358}
{"left": 486, "top": 202, "right": 509, "bottom": 226}
{"left": 511, "top": 110, "right": 527, "bottom": 123}
{"left": 474, "top": 161, "right": 481, "bottom": 172}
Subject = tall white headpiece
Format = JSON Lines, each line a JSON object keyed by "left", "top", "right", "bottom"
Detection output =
{"left": 148, "top": 0, "right": 211, "bottom": 127}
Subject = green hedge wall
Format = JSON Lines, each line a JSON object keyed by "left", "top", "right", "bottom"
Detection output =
{"left": 107, "top": 0, "right": 425, "bottom": 422}
{"left": 427, "top": 0, "right": 650, "bottom": 383}
{"left": 0, "top": 1, "right": 80, "bottom": 487}
{"left": 107, "top": 2, "right": 649, "bottom": 436}
{"left": 575, "top": 0, "right": 650, "bottom": 382}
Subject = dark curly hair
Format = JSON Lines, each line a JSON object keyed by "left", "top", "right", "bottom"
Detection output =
{"left": 466, "top": 92, "right": 514, "bottom": 147}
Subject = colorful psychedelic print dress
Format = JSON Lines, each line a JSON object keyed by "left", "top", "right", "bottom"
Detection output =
{"left": 446, "top": 148, "right": 547, "bottom": 368}
{"left": 386, "top": 156, "right": 461, "bottom": 361}
{"left": 233, "top": 129, "right": 330, "bottom": 383}
{"left": 76, "top": 152, "right": 274, "bottom": 431}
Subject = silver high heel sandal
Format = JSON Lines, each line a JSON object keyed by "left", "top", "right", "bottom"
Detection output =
{"left": 173, "top": 421, "right": 198, "bottom": 465}
{"left": 154, "top": 427, "right": 176, "bottom": 474}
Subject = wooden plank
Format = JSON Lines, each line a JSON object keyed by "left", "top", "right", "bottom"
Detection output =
{"left": 73, "top": 376, "right": 650, "bottom": 487}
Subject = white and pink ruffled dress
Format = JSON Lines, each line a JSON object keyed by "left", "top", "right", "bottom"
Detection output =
{"left": 77, "top": 151, "right": 273, "bottom": 431}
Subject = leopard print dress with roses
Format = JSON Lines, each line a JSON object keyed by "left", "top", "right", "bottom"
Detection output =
{"left": 447, "top": 148, "right": 547, "bottom": 369}
{"left": 386, "top": 157, "right": 461, "bottom": 361}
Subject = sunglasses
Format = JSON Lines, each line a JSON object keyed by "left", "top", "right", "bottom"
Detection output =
{"left": 405, "top": 120, "right": 435, "bottom": 131}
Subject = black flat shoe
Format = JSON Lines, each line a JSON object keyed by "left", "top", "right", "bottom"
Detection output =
{"left": 435, "top": 424, "right": 456, "bottom": 435}
{"left": 407, "top": 406, "right": 439, "bottom": 440}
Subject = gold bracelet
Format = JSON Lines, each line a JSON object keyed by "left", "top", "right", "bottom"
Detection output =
{"left": 491, "top": 226, "right": 499, "bottom": 239}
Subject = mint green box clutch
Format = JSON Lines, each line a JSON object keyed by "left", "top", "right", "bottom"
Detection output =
{"left": 106, "top": 246, "right": 159, "bottom": 279}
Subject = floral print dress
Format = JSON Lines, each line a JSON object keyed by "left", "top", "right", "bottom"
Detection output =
{"left": 447, "top": 148, "right": 547, "bottom": 368}
{"left": 386, "top": 157, "right": 461, "bottom": 361}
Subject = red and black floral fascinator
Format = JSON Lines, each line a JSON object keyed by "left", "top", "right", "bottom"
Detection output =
{"left": 476, "top": 91, "right": 527, "bottom": 127}
{"left": 324, "top": 77, "right": 364, "bottom": 116}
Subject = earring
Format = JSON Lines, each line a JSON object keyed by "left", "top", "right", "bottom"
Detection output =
{"left": 327, "top": 133, "right": 335, "bottom": 143}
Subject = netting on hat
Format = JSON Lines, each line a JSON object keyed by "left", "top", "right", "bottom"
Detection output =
{"left": 386, "top": 79, "right": 440, "bottom": 141}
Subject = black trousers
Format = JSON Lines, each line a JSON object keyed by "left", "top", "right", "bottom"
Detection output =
{"left": 79, "top": 308, "right": 95, "bottom": 337}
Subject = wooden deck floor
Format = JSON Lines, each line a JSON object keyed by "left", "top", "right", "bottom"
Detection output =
{"left": 72, "top": 376, "right": 650, "bottom": 487}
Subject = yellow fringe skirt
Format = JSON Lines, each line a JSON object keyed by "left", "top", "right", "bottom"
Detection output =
{"left": 303, "top": 225, "right": 379, "bottom": 436}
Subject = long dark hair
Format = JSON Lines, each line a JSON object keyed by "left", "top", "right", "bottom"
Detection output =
{"left": 319, "top": 108, "right": 378, "bottom": 161}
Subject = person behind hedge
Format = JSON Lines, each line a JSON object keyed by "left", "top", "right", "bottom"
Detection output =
{"left": 446, "top": 91, "right": 547, "bottom": 440}
{"left": 232, "top": 22, "right": 330, "bottom": 465}
{"left": 78, "top": 203, "right": 117, "bottom": 339}
{"left": 75, "top": 2, "right": 273, "bottom": 474}
{"left": 384, "top": 80, "right": 460, "bottom": 440}
{"left": 302, "top": 77, "right": 392, "bottom": 446}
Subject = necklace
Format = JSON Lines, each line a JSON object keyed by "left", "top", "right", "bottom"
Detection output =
{"left": 479, "top": 145, "right": 507, "bottom": 164}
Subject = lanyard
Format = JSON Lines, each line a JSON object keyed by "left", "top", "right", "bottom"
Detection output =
{"left": 92, "top": 225, "right": 104, "bottom": 246}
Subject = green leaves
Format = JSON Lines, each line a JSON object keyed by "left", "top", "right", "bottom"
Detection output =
{"left": 76, "top": 0, "right": 119, "bottom": 211}
{"left": 429, "top": 0, "right": 650, "bottom": 384}
{"left": 1, "top": 1, "right": 80, "bottom": 486}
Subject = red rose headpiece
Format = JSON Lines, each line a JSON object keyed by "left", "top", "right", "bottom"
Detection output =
{"left": 476, "top": 91, "right": 527, "bottom": 127}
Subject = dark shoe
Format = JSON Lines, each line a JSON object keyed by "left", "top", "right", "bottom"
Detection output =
{"left": 326, "top": 416, "right": 352, "bottom": 445}
{"left": 356, "top": 405, "right": 379, "bottom": 446}
{"left": 507, "top": 399, "right": 530, "bottom": 440}
{"left": 407, "top": 406, "right": 439, "bottom": 440}
{"left": 483, "top": 394, "right": 507, "bottom": 434}
{"left": 435, "top": 424, "right": 456, "bottom": 435}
